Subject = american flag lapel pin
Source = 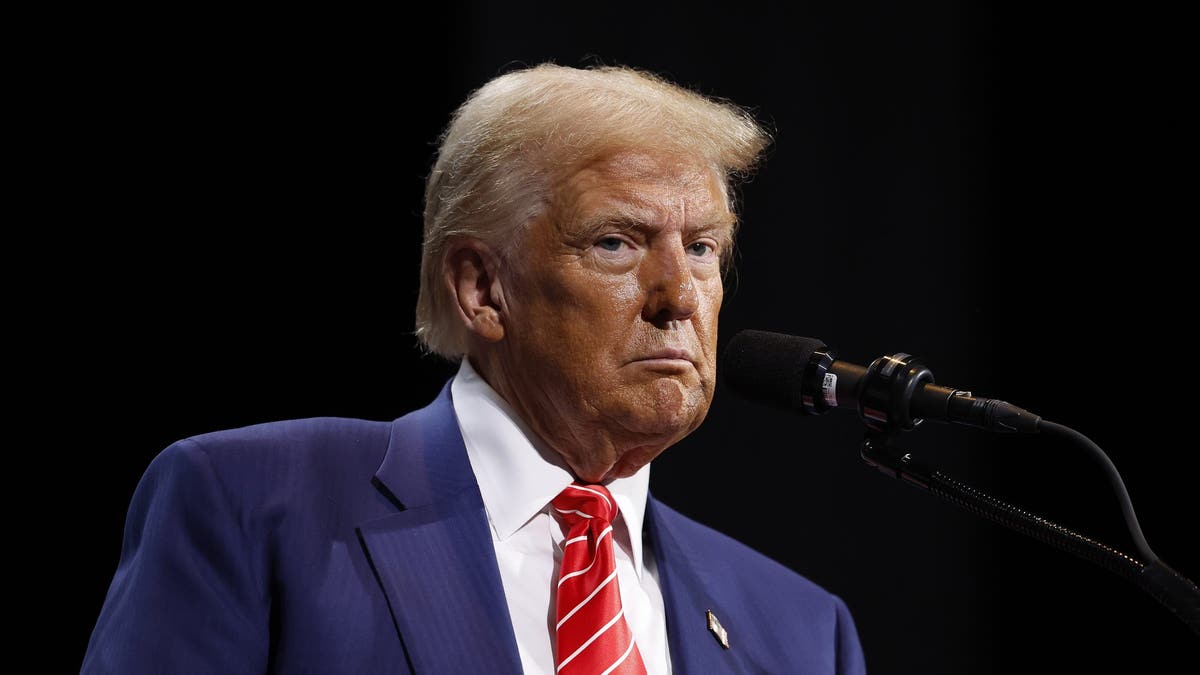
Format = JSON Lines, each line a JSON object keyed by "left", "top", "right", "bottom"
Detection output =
{"left": 706, "top": 609, "right": 730, "bottom": 649}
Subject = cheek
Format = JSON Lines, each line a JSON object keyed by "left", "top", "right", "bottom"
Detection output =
{"left": 697, "top": 284, "right": 723, "bottom": 341}
{"left": 513, "top": 285, "right": 625, "bottom": 378}
{"left": 701, "top": 276, "right": 724, "bottom": 314}
{"left": 569, "top": 271, "right": 644, "bottom": 323}
{"left": 559, "top": 275, "right": 647, "bottom": 352}
{"left": 604, "top": 274, "right": 647, "bottom": 308}
{"left": 701, "top": 289, "right": 721, "bottom": 328}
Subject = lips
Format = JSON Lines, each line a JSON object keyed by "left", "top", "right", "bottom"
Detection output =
{"left": 632, "top": 348, "right": 696, "bottom": 365}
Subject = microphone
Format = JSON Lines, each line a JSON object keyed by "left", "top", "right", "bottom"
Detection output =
{"left": 721, "top": 329, "right": 1041, "bottom": 433}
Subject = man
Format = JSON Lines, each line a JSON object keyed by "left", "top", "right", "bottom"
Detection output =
{"left": 82, "top": 63, "right": 866, "bottom": 674}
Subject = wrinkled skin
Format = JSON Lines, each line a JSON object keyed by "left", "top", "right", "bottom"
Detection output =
{"left": 447, "top": 150, "right": 733, "bottom": 483}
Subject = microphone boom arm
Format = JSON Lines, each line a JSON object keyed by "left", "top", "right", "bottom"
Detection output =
{"left": 860, "top": 432, "right": 1200, "bottom": 635}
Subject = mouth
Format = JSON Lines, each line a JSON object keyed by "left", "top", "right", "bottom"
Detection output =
{"left": 629, "top": 348, "right": 696, "bottom": 371}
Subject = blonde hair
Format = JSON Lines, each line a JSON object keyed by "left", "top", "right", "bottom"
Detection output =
{"left": 416, "top": 62, "right": 770, "bottom": 359}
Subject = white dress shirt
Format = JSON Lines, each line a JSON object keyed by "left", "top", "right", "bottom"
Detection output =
{"left": 451, "top": 358, "right": 673, "bottom": 674}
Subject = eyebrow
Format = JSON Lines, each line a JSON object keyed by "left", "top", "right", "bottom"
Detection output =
{"left": 571, "top": 208, "right": 737, "bottom": 241}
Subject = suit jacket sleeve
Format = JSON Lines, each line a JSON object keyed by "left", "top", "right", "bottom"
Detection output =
{"left": 82, "top": 438, "right": 270, "bottom": 675}
{"left": 834, "top": 594, "right": 867, "bottom": 674}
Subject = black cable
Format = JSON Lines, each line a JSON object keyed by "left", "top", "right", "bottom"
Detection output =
{"left": 1038, "top": 420, "right": 1158, "bottom": 564}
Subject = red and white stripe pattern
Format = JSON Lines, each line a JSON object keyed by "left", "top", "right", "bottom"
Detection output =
{"left": 552, "top": 482, "right": 648, "bottom": 675}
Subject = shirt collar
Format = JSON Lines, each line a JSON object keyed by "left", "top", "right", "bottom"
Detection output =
{"left": 451, "top": 357, "right": 650, "bottom": 579}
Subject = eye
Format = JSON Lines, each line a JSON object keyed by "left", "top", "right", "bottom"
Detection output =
{"left": 596, "top": 236, "right": 626, "bottom": 252}
{"left": 687, "top": 241, "right": 715, "bottom": 257}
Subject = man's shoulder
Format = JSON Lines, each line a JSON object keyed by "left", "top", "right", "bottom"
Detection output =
{"left": 144, "top": 416, "right": 396, "bottom": 504}
{"left": 138, "top": 381, "right": 458, "bottom": 510}
{"left": 183, "top": 416, "right": 393, "bottom": 465}
{"left": 185, "top": 415, "right": 392, "bottom": 446}
{"left": 652, "top": 497, "right": 845, "bottom": 607}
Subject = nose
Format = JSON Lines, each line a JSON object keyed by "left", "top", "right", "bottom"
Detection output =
{"left": 641, "top": 238, "right": 699, "bottom": 326}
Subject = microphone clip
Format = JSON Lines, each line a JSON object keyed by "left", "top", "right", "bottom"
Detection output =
{"left": 858, "top": 352, "right": 936, "bottom": 432}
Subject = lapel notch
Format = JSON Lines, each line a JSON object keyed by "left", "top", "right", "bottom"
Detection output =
{"left": 356, "top": 381, "right": 523, "bottom": 673}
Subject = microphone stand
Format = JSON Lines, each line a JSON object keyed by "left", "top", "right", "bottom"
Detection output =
{"left": 722, "top": 332, "right": 1199, "bottom": 634}
{"left": 860, "top": 431, "right": 1200, "bottom": 635}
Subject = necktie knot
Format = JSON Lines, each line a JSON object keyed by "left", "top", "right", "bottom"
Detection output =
{"left": 552, "top": 482, "right": 619, "bottom": 528}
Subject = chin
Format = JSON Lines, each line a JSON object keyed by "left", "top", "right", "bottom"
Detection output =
{"left": 657, "top": 386, "right": 710, "bottom": 427}
{"left": 619, "top": 396, "right": 685, "bottom": 427}
{"left": 638, "top": 379, "right": 709, "bottom": 429}
{"left": 616, "top": 398, "right": 708, "bottom": 446}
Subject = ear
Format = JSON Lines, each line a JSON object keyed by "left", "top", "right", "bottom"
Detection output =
{"left": 444, "top": 239, "right": 507, "bottom": 343}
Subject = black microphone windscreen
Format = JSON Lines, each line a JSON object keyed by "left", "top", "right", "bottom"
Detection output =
{"left": 721, "top": 330, "right": 828, "bottom": 412}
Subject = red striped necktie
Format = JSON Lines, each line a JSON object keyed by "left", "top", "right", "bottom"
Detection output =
{"left": 552, "top": 482, "right": 649, "bottom": 675}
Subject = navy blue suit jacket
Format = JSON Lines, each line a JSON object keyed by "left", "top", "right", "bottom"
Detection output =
{"left": 83, "top": 380, "right": 866, "bottom": 674}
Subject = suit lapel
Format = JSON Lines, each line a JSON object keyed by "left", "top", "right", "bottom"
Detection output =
{"left": 647, "top": 495, "right": 765, "bottom": 675}
{"left": 356, "top": 380, "right": 767, "bottom": 674}
{"left": 356, "top": 381, "right": 523, "bottom": 674}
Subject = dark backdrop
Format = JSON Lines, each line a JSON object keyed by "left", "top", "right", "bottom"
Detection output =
{"left": 68, "top": 3, "right": 1197, "bottom": 672}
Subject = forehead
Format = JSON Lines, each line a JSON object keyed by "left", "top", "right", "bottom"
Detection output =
{"left": 552, "top": 151, "right": 734, "bottom": 231}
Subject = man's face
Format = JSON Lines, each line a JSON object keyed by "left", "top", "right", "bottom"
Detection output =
{"left": 490, "top": 150, "right": 733, "bottom": 482}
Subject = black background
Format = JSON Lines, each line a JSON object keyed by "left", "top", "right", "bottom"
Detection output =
{"left": 66, "top": 2, "right": 1197, "bottom": 672}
